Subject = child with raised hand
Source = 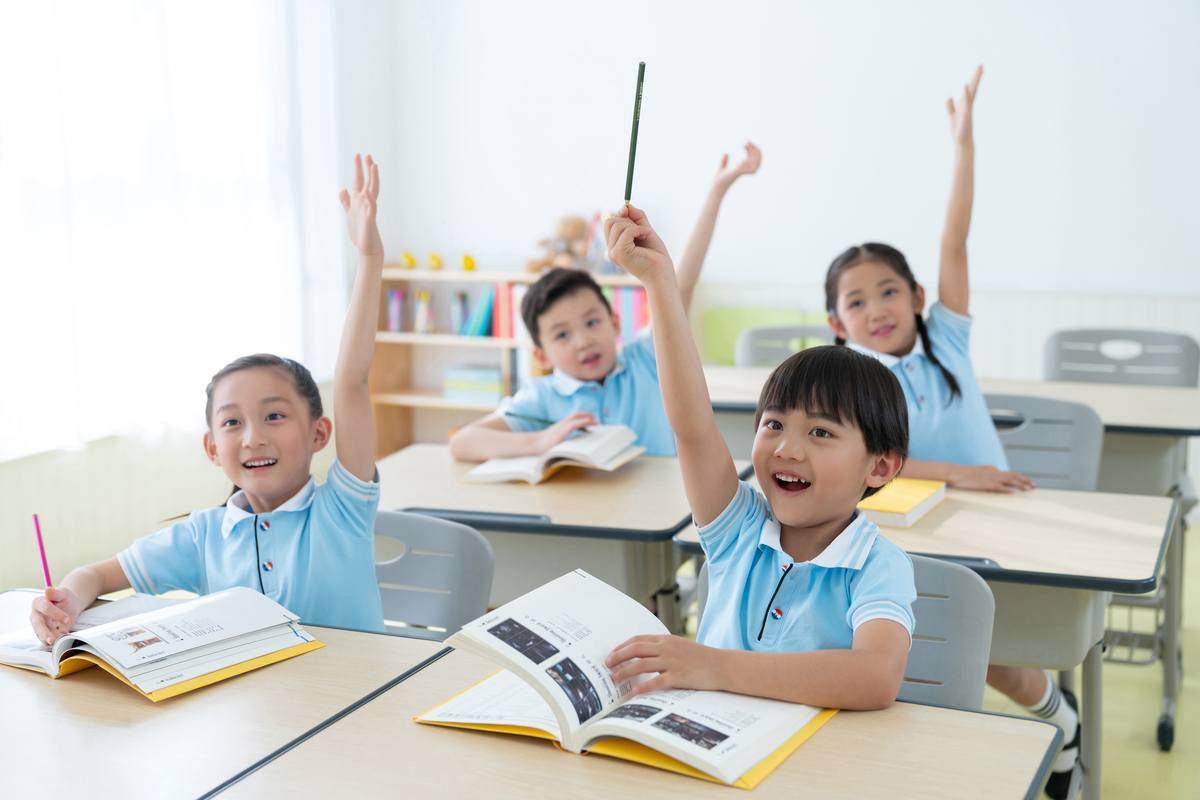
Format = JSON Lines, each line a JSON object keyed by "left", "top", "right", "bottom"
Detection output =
{"left": 601, "top": 204, "right": 916, "bottom": 710}
{"left": 824, "top": 67, "right": 1079, "bottom": 796}
{"left": 448, "top": 147, "right": 758, "bottom": 463}
{"left": 30, "top": 154, "right": 388, "bottom": 641}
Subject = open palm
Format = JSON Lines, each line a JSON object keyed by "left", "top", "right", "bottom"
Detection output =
{"left": 947, "top": 66, "right": 983, "bottom": 147}
{"left": 339, "top": 154, "right": 383, "bottom": 258}
{"left": 713, "top": 142, "right": 762, "bottom": 190}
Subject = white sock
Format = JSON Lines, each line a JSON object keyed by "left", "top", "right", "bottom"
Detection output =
{"left": 1027, "top": 670, "right": 1079, "bottom": 772}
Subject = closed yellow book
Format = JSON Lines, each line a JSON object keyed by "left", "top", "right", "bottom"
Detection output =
{"left": 857, "top": 478, "right": 946, "bottom": 528}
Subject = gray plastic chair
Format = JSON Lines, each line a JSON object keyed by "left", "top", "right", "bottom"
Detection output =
{"left": 1043, "top": 329, "right": 1200, "bottom": 387}
{"left": 374, "top": 510, "right": 494, "bottom": 641}
{"left": 734, "top": 325, "right": 833, "bottom": 368}
{"left": 985, "top": 394, "right": 1104, "bottom": 491}
{"left": 696, "top": 556, "right": 995, "bottom": 710}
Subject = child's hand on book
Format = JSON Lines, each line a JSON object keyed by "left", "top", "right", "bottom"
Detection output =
{"left": 604, "top": 205, "right": 672, "bottom": 283}
{"left": 339, "top": 153, "right": 383, "bottom": 260}
{"left": 29, "top": 586, "right": 82, "bottom": 646}
{"left": 711, "top": 142, "right": 761, "bottom": 193}
{"left": 533, "top": 411, "right": 598, "bottom": 453}
{"left": 947, "top": 65, "right": 983, "bottom": 149}
{"left": 606, "top": 634, "right": 723, "bottom": 694}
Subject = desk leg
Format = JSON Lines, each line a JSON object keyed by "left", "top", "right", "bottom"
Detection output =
{"left": 1081, "top": 640, "right": 1103, "bottom": 800}
{"left": 1160, "top": 512, "right": 1182, "bottom": 750}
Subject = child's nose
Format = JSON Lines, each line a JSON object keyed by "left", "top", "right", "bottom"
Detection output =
{"left": 774, "top": 435, "right": 806, "bottom": 461}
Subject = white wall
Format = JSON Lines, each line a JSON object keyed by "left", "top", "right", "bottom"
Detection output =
{"left": 390, "top": 0, "right": 1200, "bottom": 295}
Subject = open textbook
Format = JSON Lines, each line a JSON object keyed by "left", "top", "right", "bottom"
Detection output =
{"left": 0, "top": 587, "right": 322, "bottom": 701}
{"left": 417, "top": 571, "right": 836, "bottom": 788}
{"left": 464, "top": 424, "right": 645, "bottom": 484}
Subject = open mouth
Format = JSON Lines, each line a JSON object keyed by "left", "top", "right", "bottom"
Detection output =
{"left": 871, "top": 324, "right": 895, "bottom": 338}
{"left": 772, "top": 472, "right": 811, "bottom": 495}
{"left": 581, "top": 353, "right": 601, "bottom": 368}
{"left": 243, "top": 458, "right": 278, "bottom": 473}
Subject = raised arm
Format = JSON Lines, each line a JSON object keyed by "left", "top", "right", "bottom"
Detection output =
{"left": 938, "top": 66, "right": 982, "bottom": 317}
{"left": 335, "top": 154, "right": 384, "bottom": 482}
{"left": 674, "top": 143, "right": 761, "bottom": 315}
{"left": 605, "top": 205, "right": 739, "bottom": 526}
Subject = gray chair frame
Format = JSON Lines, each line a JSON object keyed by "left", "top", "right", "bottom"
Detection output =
{"left": 374, "top": 510, "right": 494, "bottom": 641}
{"left": 985, "top": 394, "right": 1104, "bottom": 491}
{"left": 696, "top": 555, "right": 995, "bottom": 710}
{"left": 734, "top": 325, "right": 833, "bottom": 368}
{"left": 1043, "top": 329, "right": 1200, "bottom": 387}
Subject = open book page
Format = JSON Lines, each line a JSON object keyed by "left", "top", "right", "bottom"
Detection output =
{"left": 543, "top": 425, "right": 637, "bottom": 467}
{"left": 418, "top": 669, "right": 562, "bottom": 740}
{"left": 446, "top": 570, "right": 668, "bottom": 750}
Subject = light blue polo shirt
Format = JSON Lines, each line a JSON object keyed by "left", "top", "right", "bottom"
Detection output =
{"left": 850, "top": 302, "right": 1008, "bottom": 470}
{"left": 117, "top": 458, "right": 385, "bottom": 632}
{"left": 499, "top": 330, "right": 676, "bottom": 456}
{"left": 697, "top": 481, "right": 915, "bottom": 653}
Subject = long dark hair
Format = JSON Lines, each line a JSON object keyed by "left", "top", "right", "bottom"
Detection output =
{"left": 824, "top": 243, "right": 961, "bottom": 402}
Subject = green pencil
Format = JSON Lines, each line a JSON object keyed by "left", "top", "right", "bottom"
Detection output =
{"left": 504, "top": 411, "right": 593, "bottom": 432}
{"left": 624, "top": 62, "right": 646, "bottom": 204}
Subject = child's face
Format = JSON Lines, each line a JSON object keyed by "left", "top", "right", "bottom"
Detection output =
{"left": 203, "top": 367, "right": 331, "bottom": 510}
{"left": 828, "top": 261, "right": 925, "bottom": 356}
{"left": 751, "top": 406, "right": 895, "bottom": 532}
{"left": 533, "top": 289, "right": 620, "bottom": 383}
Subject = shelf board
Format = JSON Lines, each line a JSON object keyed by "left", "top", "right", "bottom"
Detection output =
{"left": 376, "top": 332, "right": 530, "bottom": 348}
{"left": 381, "top": 267, "right": 643, "bottom": 287}
{"left": 371, "top": 389, "right": 500, "bottom": 413}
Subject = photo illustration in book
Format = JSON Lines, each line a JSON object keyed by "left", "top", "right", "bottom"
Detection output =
{"left": 546, "top": 657, "right": 603, "bottom": 724}
{"left": 104, "top": 625, "right": 149, "bottom": 642}
{"left": 652, "top": 713, "right": 730, "bottom": 750}
{"left": 487, "top": 618, "right": 560, "bottom": 664}
{"left": 603, "top": 703, "right": 661, "bottom": 722}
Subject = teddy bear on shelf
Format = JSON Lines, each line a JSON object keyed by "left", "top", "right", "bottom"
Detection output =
{"left": 526, "top": 215, "right": 589, "bottom": 272}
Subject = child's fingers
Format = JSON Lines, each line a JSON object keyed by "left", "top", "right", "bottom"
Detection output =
{"left": 29, "top": 613, "right": 55, "bottom": 646}
{"left": 946, "top": 97, "right": 956, "bottom": 118}
{"left": 34, "top": 595, "right": 71, "bottom": 628}
{"left": 623, "top": 203, "right": 651, "bottom": 226}
{"left": 353, "top": 154, "right": 364, "bottom": 194}
{"left": 718, "top": 153, "right": 729, "bottom": 170}
{"left": 339, "top": 189, "right": 351, "bottom": 213}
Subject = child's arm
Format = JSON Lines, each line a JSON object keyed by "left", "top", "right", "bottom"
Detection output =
{"left": 937, "top": 66, "right": 983, "bottom": 317}
{"left": 902, "top": 457, "right": 1033, "bottom": 492}
{"left": 606, "top": 620, "right": 910, "bottom": 709}
{"left": 335, "top": 154, "right": 384, "bottom": 482}
{"left": 448, "top": 410, "right": 597, "bottom": 462}
{"left": 28, "top": 558, "right": 130, "bottom": 645}
{"left": 674, "top": 143, "right": 761, "bottom": 315}
{"left": 605, "top": 205, "right": 739, "bottom": 527}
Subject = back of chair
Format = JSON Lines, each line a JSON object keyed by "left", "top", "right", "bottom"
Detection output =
{"left": 734, "top": 325, "right": 833, "bottom": 368}
{"left": 697, "top": 555, "right": 994, "bottom": 710}
{"left": 985, "top": 393, "right": 1103, "bottom": 491}
{"left": 1044, "top": 329, "right": 1200, "bottom": 387}
{"left": 374, "top": 510, "right": 494, "bottom": 641}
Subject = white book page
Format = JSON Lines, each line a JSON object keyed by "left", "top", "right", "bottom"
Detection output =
{"left": 464, "top": 455, "right": 539, "bottom": 482}
{"left": 418, "top": 669, "right": 562, "bottom": 740}
{"left": 546, "top": 425, "right": 636, "bottom": 465}
{"left": 70, "top": 587, "right": 297, "bottom": 670}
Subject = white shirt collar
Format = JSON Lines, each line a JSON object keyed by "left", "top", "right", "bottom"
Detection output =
{"left": 548, "top": 352, "right": 629, "bottom": 396}
{"left": 847, "top": 336, "right": 924, "bottom": 368}
{"left": 220, "top": 475, "right": 316, "bottom": 539}
{"left": 758, "top": 508, "right": 878, "bottom": 570}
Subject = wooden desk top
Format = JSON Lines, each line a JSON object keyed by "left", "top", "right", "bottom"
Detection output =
{"left": 0, "top": 625, "right": 442, "bottom": 800}
{"left": 379, "top": 444, "right": 749, "bottom": 541}
{"left": 215, "top": 648, "right": 1059, "bottom": 800}
{"left": 676, "top": 480, "right": 1174, "bottom": 593}
{"left": 703, "top": 365, "right": 1200, "bottom": 435}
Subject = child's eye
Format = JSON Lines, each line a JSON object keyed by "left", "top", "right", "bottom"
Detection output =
{"left": 812, "top": 427, "right": 832, "bottom": 438}
{"left": 883, "top": 288, "right": 897, "bottom": 297}
{"left": 765, "top": 420, "right": 783, "bottom": 431}
{"left": 848, "top": 300, "right": 863, "bottom": 309}
{"left": 267, "top": 413, "right": 284, "bottom": 421}
{"left": 555, "top": 330, "right": 569, "bottom": 341}
{"left": 222, "top": 419, "right": 240, "bottom": 428}
{"left": 586, "top": 318, "right": 600, "bottom": 327}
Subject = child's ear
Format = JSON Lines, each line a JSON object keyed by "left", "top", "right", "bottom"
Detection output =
{"left": 827, "top": 313, "right": 850, "bottom": 342}
{"left": 311, "top": 416, "right": 333, "bottom": 452}
{"left": 611, "top": 310, "right": 621, "bottom": 336}
{"left": 865, "top": 452, "right": 905, "bottom": 489}
{"left": 202, "top": 432, "right": 220, "bottom": 466}
{"left": 532, "top": 346, "right": 554, "bottom": 372}
{"left": 912, "top": 284, "right": 926, "bottom": 316}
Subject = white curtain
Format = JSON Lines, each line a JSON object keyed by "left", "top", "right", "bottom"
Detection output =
{"left": 0, "top": 0, "right": 346, "bottom": 462}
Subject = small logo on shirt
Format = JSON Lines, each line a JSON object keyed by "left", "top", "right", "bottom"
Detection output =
{"left": 262, "top": 561, "right": 274, "bottom": 571}
{"left": 771, "top": 608, "right": 783, "bottom": 620}
{"left": 261, "top": 520, "right": 270, "bottom": 530}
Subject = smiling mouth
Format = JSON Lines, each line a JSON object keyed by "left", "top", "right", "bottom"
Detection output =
{"left": 243, "top": 458, "right": 277, "bottom": 472}
{"left": 773, "top": 473, "right": 811, "bottom": 494}
{"left": 872, "top": 325, "right": 895, "bottom": 338}
{"left": 581, "top": 353, "right": 601, "bottom": 367}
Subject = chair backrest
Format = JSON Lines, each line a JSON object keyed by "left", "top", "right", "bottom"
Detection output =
{"left": 1043, "top": 329, "right": 1200, "bottom": 387}
{"left": 734, "top": 326, "right": 834, "bottom": 368}
{"left": 984, "top": 393, "right": 1103, "bottom": 491}
{"left": 374, "top": 510, "right": 494, "bottom": 641}
{"left": 696, "top": 555, "right": 994, "bottom": 710}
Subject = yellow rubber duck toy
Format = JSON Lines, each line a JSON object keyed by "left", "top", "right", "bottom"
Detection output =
{"left": 428, "top": 253, "right": 443, "bottom": 271}
{"left": 462, "top": 255, "right": 476, "bottom": 272}
{"left": 400, "top": 252, "right": 416, "bottom": 269}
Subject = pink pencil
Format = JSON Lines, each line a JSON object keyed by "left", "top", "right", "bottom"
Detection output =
{"left": 33, "top": 514, "right": 52, "bottom": 588}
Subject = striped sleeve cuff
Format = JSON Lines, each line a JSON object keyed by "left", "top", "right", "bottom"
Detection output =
{"left": 327, "top": 457, "right": 380, "bottom": 502}
{"left": 696, "top": 482, "right": 754, "bottom": 544}
{"left": 117, "top": 547, "right": 154, "bottom": 595}
{"left": 851, "top": 600, "right": 915, "bottom": 636}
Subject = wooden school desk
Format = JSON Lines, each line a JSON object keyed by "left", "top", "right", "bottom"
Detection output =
{"left": 378, "top": 444, "right": 750, "bottom": 631}
{"left": 208, "top": 647, "right": 1062, "bottom": 800}
{"left": 676, "top": 485, "right": 1176, "bottom": 800}
{"left": 0, "top": 622, "right": 444, "bottom": 799}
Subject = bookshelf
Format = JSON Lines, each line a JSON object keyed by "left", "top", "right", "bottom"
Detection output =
{"left": 371, "top": 267, "right": 643, "bottom": 458}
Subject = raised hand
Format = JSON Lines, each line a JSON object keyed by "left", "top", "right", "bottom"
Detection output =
{"left": 946, "top": 66, "right": 983, "bottom": 148}
{"left": 712, "top": 142, "right": 762, "bottom": 192}
{"left": 604, "top": 204, "right": 673, "bottom": 282}
{"left": 339, "top": 154, "right": 383, "bottom": 259}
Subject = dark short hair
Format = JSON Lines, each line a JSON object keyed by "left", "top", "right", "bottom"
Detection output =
{"left": 755, "top": 345, "right": 908, "bottom": 498}
{"left": 204, "top": 354, "right": 323, "bottom": 428}
{"left": 520, "top": 268, "right": 612, "bottom": 348}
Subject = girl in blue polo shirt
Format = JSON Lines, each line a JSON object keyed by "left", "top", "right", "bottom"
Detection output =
{"left": 824, "top": 67, "right": 1079, "bottom": 798}
{"left": 30, "top": 154, "right": 388, "bottom": 639}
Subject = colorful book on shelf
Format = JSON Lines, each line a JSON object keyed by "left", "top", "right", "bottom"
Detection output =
{"left": 468, "top": 286, "right": 495, "bottom": 336}
{"left": 449, "top": 290, "right": 469, "bottom": 336}
{"left": 857, "top": 478, "right": 946, "bottom": 528}
{"left": 416, "top": 570, "right": 835, "bottom": 788}
{"left": 0, "top": 587, "right": 321, "bottom": 702}
{"left": 387, "top": 288, "right": 405, "bottom": 332}
{"left": 413, "top": 290, "right": 433, "bottom": 334}
{"left": 444, "top": 365, "right": 503, "bottom": 404}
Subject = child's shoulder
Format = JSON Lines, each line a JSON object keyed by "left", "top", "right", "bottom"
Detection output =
{"left": 856, "top": 527, "right": 916, "bottom": 583}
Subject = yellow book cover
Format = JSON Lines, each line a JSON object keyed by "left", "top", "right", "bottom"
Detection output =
{"left": 857, "top": 478, "right": 946, "bottom": 528}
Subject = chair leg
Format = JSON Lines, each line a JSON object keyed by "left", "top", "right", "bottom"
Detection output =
{"left": 1059, "top": 668, "right": 1075, "bottom": 694}
{"left": 1081, "top": 641, "right": 1103, "bottom": 800}
{"left": 1158, "top": 513, "right": 1183, "bottom": 751}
